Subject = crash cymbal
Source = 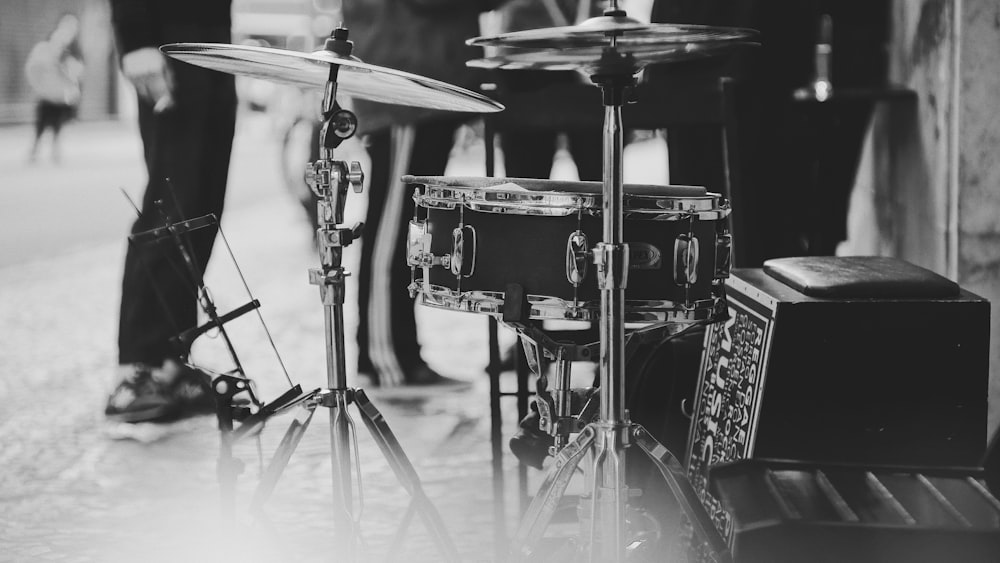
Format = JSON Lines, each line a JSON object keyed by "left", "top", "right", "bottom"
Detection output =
{"left": 467, "top": 15, "right": 759, "bottom": 50}
{"left": 160, "top": 43, "right": 504, "bottom": 113}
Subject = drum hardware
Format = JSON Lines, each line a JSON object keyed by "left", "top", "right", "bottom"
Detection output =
{"left": 162, "top": 26, "right": 503, "bottom": 562}
{"left": 467, "top": 6, "right": 757, "bottom": 561}
{"left": 566, "top": 230, "right": 590, "bottom": 285}
{"left": 506, "top": 308, "right": 720, "bottom": 467}
{"left": 450, "top": 225, "right": 477, "bottom": 277}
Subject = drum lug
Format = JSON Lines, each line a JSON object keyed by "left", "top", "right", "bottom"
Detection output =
{"left": 451, "top": 225, "right": 477, "bottom": 278}
{"left": 673, "top": 234, "right": 699, "bottom": 286}
{"left": 715, "top": 233, "right": 732, "bottom": 278}
{"left": 565, "top": 230, "right": 590, "bottom": 286}
{"left": 406, "top": 220, "right": 451, "bottom": 269}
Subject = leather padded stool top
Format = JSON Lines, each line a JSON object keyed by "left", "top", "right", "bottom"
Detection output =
{"left": 763, "top": 256, "right": 960, "bottom": 299}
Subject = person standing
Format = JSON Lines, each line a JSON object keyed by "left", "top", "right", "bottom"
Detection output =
{"left": 342, "top": 0, "right": 507, "bottom": 387}
{"left": 493, "top": 0, "right": 605, "bottom": 182}
{"left": 104, "top": 0, "right": 238, "bottom": 423}
{"left": 25, "top": 13, "right": 84, "bottom": 164}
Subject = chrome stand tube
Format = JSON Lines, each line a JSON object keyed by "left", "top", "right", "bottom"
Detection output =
{"left": 592, "top": 77, "right": 632, "bottom": 563}
{"left": 314, "top": 185, "right": 358, "bottom": 559}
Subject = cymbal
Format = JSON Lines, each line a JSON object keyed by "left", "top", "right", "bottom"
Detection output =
{"left": 468, "top": 40, "right": 758, "bottom": 73}
{"left": 466, "top": 15, "right": 758, "bottom": 73}
{"left": 468, "top": 15, "right": 758, "bottom": 49}
{"left": 160, "top": 43, "right": 504, "bottom": 113}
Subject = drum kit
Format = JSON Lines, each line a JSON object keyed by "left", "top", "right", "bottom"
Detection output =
{"left": 162, "top": 3, "right": 758, "bottom": 562}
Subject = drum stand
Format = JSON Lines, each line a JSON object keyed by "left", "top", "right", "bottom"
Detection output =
{"left": 505, "top": 71, "right": 730, "bottom": 562}
{"left": 240, "top": 29, "right": 460, "bottom": 563}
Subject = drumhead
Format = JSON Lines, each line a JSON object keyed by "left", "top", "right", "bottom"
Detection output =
{"left": 406, "top": 175, "right": 726, "bottom": 219}
{"left": 404, "top": 175, "right": 707, "bottom": 197}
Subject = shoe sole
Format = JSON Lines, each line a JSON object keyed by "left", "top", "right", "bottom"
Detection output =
{"left": 105, "top": 404, "right": 177, "bottom": 424}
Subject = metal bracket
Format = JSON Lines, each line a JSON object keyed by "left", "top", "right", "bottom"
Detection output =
{"left": 305, "top": 159, "right": 364, "bottom": 224}
{"left": 594, "top": 242, "right": 630, "bottom": 290}
{"left": 315, "top": 387, "right": 356, "bottom": 408}
{"left": 715, "top": 232, "right": 732, "bottom": 279}
{"left": 406, "top": 220, "right": 452, "bottom": 269}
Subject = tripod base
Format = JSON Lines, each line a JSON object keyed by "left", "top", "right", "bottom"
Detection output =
{"left": 510, "top": 423, "right": 731, "bottom": 563}
{"left": 247, "top": 386, "right": 461, "bottom": 562}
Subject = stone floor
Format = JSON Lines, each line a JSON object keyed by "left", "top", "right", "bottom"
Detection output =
{"left": 0, "top": 115, "right": 680, "bottom": 562}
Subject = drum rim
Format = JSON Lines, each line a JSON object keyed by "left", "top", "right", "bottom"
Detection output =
{"left": 403, "top": 175, "right": 708, "bottom": 195}
{"left": 410, "top": 280, "right": 727, "bottom": 323}
{"left": 414, "top": 184, "right": 730, "bottom": 220}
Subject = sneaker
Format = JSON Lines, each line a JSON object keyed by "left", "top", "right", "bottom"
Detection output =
{"left": 105, "top": 361, "right": 218, "bottom": 423}
{"left": 405, "top": 364, "right": 469, "bottom": 388}
{"left": 163, "top": 360, "right": 216, "bottom": 417}
{"left": 105, "top": 364, "right": 177, "bottom": 423}
{"left": 361, "top": 365, "right": 472, "bottom": 395}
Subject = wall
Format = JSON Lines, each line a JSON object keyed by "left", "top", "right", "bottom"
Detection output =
{"left": 957, "top": 0, "right": 1000, "bottom": 438}
{"left": 846, "top": 0, "right": 1000, "bottom": 438}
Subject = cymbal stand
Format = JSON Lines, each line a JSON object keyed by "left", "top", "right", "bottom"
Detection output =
{"left": 238, "top": 27, "right": 460, "bottom": 563}
{"left": 506, "top": 20, "right": 731, "bottom": 562}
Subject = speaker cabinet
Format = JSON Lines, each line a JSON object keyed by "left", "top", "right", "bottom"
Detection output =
{"left": 685, "top": 263, "right": 990, "bottom": 539}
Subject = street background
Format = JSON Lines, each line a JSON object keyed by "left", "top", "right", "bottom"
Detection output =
{"left": 0, "top": 106, "right": 670, "bottom": 562}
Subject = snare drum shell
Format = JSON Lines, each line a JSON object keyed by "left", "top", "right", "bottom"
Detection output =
{"left": 424, "top": 205, "right": 723, "bottom": 305}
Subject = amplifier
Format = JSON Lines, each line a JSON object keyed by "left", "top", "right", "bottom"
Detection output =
{"left": 684, "top": 257, "right": 991, "bottom": 541}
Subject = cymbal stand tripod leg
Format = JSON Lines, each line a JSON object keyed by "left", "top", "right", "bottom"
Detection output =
{"left": 631, "top": 426, "right": 731, "bottom": 561}
{"left": 354, "top": 390, "right": 462, "bottom": 561}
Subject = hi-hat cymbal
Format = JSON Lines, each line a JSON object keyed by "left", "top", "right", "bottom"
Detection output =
{"left": 468, "top": 15, "right": 758, "bottom": 49}
{"left": 468, "top": 40, "right": 758, "bottom": 73}
{"left": 160, "top": 43, "right": 504, "bottom": 113}
{"left": 467, "top": 15, "right": 758, "bottom": 74}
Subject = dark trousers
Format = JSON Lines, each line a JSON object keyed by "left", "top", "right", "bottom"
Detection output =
{"left": 495, "top": 70, "right": 603, "bottom": 182}
{"left": 502, "top": 127, "right": 603, "bottom": 182}
{"left": 34, "top": 101, "right": 76, "bottom": 137}
{"left": 118, "top": 25, "right": 237, "bottom": 366}
{"left": 356, "top": 118, "right": 463, "bottom": 385}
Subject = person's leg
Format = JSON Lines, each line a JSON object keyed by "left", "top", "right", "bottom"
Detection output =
{"left": 565, "top": 128, "right": 604, "bottom": 182}
{"left": 110, "top": 36, "right": 236, "bottom": 422}
{"left": 501, "top": 128, "right": 558, "bottom": 179}
{"left": 29, "top": 102, "right": 55, "bottom": 162}
{"left": 357, "top": 118, "right": 465, "bottom": 386}
{"left": 356, "top": 128, "right": 391, "bottom": 381}
{"left": 117, "top": 62, "right": 236, "bottom": 368}
{"left": 49, "top": 103, "right": 71, "bottom": 164}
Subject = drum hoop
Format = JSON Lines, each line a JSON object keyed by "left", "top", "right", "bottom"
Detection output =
{"left": 410, "top": 281, "right": 726, "bottom": 323}
{"left": 416, "top": 185, "right": 728, "bottom": 219}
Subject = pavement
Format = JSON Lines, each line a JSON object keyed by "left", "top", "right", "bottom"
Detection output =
{"left": 0, "top": 109, "right": 680, "bottom": 562}
{"left": 0, "top": 113, "right": 539, "bottom": 563}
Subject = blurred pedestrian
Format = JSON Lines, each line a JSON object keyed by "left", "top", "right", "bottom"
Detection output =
{"left": 342, "top": 0, "right": 507, "bottom": 387}
{"left": 104, "top": 0, "right": 238, "bottom": 423}
{"left": 25, "top": 13, "right": 84, "bottom": 164}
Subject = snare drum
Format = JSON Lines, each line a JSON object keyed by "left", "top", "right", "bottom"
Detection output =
{"left": 405, "top": 176, "right": 731, "bottom": 323}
